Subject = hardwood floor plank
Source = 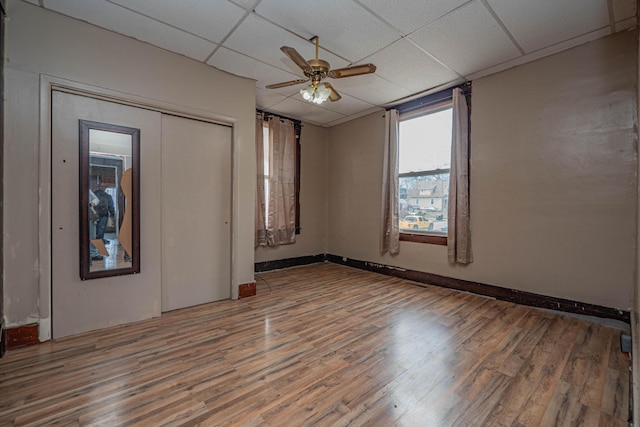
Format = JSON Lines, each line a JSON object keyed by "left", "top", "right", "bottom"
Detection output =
{"left": 482, "top": 371, "right": 537, "bottom": 426}
{"left": 579, "top": 326, "right": 613, "bottom": 410}
{"left": 497, "top": 314, "right": 552, "bottom": 377}
{"left": 449, "top": 370, "right": 513, "bottom": 426}
{"left": 599, "top": 412, "right": 630, "bottom": 427}
{"left": 0, "top": 263, "right": 630, "bottom": 426}
{"left": 601, "top": 367, "right": 630, "bottom": 422}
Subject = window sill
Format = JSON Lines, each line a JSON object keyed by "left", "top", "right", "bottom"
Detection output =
{"left": 400, "top": 233, "right": 447, "bottom": 246}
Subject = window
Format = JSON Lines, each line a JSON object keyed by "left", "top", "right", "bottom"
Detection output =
{"left": 382, "top": 83, "right": 471, "bottom": 257}
{"left": 263, "top": 120, "right": 301, "bottom": 234}
{"left": 398, "top": 102, "right": 452, "bottom": 245}
{"left": 261, "top": 124, "right": 270, "bottom": 223}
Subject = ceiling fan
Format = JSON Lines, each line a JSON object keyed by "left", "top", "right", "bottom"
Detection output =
{"left": 266, "top": 36, "right": 376, "bottom": 104}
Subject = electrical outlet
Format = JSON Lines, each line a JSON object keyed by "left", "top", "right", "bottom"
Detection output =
{"left": 620, "top": 333, "right": 632, "bottom": 354}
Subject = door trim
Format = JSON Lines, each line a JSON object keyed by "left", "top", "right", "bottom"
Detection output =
{"left": 39, "top": 74, "right": 239, "bottom": 341}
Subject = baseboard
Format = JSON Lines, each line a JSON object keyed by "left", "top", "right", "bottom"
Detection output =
{"left": 632, "top": 310, "right": 638, "bottom": 425}
{"left": 254, "top": 253, "right": 326, "bottom": 272}
{"left": 0, "top": 319, "right": 6, "bottom": 357}
{"left": 239, "top": 282, "right": 257, "bottom": 298}
{"left": 6, "top": 323, "right": 39, "bottom": 350}
{"left": 325, "top": 254, "right": 630, "bottom": 323}
{"left": 258, "top": 252, "right": 630, "bottom": 322}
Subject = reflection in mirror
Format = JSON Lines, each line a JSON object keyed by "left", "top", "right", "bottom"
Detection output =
{"left": 80, "top": 120, "right": 140, "bottom": 280}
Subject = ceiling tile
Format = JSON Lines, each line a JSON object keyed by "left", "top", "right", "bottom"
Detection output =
{"left": 267, "top": 98, "right": 346, "bottom": 126}
{"left": 254, "top": 0, "right": 400, "bottom": 61}
{"left": 465, "top": 27, "right": 611, "bottom": 82}
{"left": 364, "top": 38, "right": 460, "bottom": 94}
{"left": 256, "top": 88, "right": 290, "bottom": 110}
{"left": 316, "top": 92, "right": 375, "bottom": 117}
{"left": 109, "top": 0, "right": 246, "bottom": 43}
{"left": 333, "top": 74, "right": 412, "bottom": 106}
{"left": 223, "top": 14, "right": 349, "bottom": 75}
{"left": 228, "top": 0, "right": 259, "bottom": 11}
{"left": 43, "top": 0, "right": 217, "bottom": 61}
{"left": 357, "top": 0, "right": 469, "bottom": 35}
{"left": 410, "top": 1, "right": 521, "bottom": 76}
{"left": 487, "top": 0, "right": 610, "bottom": 53}
{"left": 325, "top": 108, "right": 382, "bottom": 127}
{"left": 208, "top": 47, "right": 304, "bottom": 93}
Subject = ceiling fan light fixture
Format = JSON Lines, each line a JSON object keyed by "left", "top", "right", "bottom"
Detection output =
{"left": 316, "top": 83, "right": 331, "bottom": 100}
{"left": 300, "top": 85, "right": 315, "bottom": 101}
{"left": 300, "top": 82, "right": 331, "bottom": 104}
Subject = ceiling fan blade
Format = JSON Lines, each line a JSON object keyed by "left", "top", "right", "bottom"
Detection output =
{"left": 281, "top": 46, "right": 312, "bottom": 73}
{"left": 265, "top": 79, "right": 309, "bottom": 89}
{"left": 324, "top": 83, "right": 342, "bottom": 102}
{"left": 328, "top": 63, "right": 376, "bottom": 79}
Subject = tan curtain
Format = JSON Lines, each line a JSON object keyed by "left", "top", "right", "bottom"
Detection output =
{"left": 448, "top": 88, "right": 473, "bottom": 264}
{"left": 255, "top": 114, "right": 267, "bottom": 246}
{"left": 266, "top": 117, "right": 297, "bottom": 246}
{"left": 381, "top": 109, "right": 400, "bottom": 255}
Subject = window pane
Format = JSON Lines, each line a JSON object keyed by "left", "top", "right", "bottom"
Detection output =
{"left": 399, "top": 108, "right": 452, "bottom": 174}
{"left": 263, "top": 126, "right": 270, "bottom": 175}
{"left": 263, "top": 125, "right": 270, "bottom": 226}
{"left": 398, "top": 105, "right": 452, "bottom": 235}
{"left": 399, "top": 174, "right": 449, "bottom": 234}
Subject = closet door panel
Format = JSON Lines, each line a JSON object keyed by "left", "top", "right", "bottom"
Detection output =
{"left": 52, "top": 91, "right": 162, "bottom": 338}
{"left": 161, "top": 115, "right": 232, "bottom": 311}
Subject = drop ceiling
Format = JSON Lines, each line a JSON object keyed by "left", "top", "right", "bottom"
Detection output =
{"left": 23, "top": 0, "right": 637, "bottom": 127}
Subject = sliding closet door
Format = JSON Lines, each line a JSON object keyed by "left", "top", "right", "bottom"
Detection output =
{"left": 161, "top": 115, "right": 232, "bottom": 311}
{"left": 51, "top": 91, "right": 162, "bottom": 338}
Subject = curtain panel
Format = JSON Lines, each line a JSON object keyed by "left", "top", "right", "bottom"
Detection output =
{"left": 448, "top": 88, "right": 473, "bottom": 264}
{"left": 381, "top": 109, "right": 400, "bottom": 255}
{"left": 255, "top": 115, "right": 267, "bottom": 247}
{"left": 268, "top": 117, "right": 297, "bottom": 245}
{"left": 255, "top": 115, "right": 297, "bottom": 247}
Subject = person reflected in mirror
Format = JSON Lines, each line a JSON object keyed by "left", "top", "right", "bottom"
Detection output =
{"left": 89, "top": 189, "right": 102, "bottom": 263}
{"left": 94, "top": 183, "right": 115, "bottom": 244}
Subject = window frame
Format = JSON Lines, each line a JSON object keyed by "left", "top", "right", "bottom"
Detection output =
{"left": 397, "top": 99, "right": 453, "bottom": 246}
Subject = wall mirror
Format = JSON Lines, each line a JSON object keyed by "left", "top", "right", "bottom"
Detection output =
{"left": 79, "top": 120, "right": 140, "bottom": 279}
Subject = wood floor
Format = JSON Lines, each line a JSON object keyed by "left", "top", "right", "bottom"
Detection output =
{"left": 0, "top": 263, "right": 631, "bottom": 426}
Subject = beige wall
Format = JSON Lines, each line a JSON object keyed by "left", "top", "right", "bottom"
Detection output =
{"left": 328, "top": 112, "right": 388, "bottom": 262}
{"left": 255, "top": 123, "right": 329, "bottom": 262}
{"left": 3, "top": 0, "right": 256, "bottom": 329}
{"left": 328, "top": 30, "right": 637, "bottom": 310}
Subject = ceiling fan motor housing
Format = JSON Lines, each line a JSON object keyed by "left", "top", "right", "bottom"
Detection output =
{"left": 306, "top": 58, "right": 330, "bottom": 80}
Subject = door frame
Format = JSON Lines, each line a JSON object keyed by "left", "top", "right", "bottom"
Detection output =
{"left": 39, "top": 74, "right": 239, "bottom": 341}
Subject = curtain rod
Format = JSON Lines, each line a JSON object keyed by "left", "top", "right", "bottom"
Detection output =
{"left": 389, "top": 82, "right": 472, "bottom": 115}
{"left": 256, "top": 109, "right": 301, "bottom": 126}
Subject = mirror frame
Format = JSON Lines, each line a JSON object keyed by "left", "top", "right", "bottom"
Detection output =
{"left": 79, "top": 120, "right": 140, "bottom": 280}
